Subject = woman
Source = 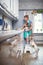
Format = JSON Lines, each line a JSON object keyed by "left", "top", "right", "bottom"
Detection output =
{"left": 23, "top": 15, "right": 32, "bottom": 43}
{"left": 23, "top": 15, "right": 39, "bottom": 58}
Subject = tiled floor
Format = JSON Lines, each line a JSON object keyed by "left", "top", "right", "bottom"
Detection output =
{"left": 0, "top": 42, "right": 43, "bottom": 65}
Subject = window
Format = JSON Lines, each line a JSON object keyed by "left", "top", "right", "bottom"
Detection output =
{"left": 33, "top": 13, "right": 43, "bottom": 33}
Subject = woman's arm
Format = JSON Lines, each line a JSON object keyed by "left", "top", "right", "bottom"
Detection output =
{"left": 29, "top": 23, "right": 32, "bottom": 30}
{"left": 21, "top": 24, "right": 26, "bottom": 29}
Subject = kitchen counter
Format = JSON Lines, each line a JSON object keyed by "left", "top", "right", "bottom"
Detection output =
{"left": 0, "top": 30, "right": 23, "bottom": 42}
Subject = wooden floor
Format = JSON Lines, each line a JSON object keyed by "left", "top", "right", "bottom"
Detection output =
{"left": 0, "top": 42, "right": 43, "bottom": 65}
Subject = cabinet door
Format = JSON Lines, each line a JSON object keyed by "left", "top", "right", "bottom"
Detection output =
{"left": 1, "top": 0, "right": 10, "bottom": 11}
{"left": 10, "top": 0, "right": 19, "bottom": 18}
{"left": 10, "top": 0, "right": 14, "bottom": 14}
{"left": 14, "top": 0, "right": 19, "bottom": 18}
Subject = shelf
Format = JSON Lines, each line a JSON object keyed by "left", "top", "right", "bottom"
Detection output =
{"left": 0, "top": 30, "right": 22, "bottom": 42}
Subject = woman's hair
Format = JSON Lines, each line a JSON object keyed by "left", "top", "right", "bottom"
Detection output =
{"left": 24, "top": 15, "right": 29, "bottom": 18}
{"left": 23, "top": 23, "right": 28, "bottom": 28}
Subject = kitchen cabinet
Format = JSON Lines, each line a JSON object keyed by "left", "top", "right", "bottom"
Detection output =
{"left": 0, "top": 0, "right": 10, "bottom": 11}
{"left": 0, "top": 0, "right": 19, "bottom": 19}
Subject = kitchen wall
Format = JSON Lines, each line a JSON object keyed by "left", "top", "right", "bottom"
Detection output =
{"left": 19, "top": 0, "right": 43, "bottom": 10}
{"left": 13, "top": 11, "right": 24, "bottom": 29}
